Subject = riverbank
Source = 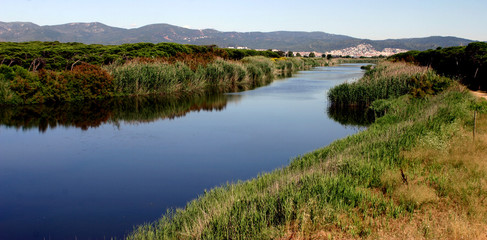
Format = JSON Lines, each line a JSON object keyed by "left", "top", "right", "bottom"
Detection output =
{"left": 128, "top": 61, "right": 487, "bottom": 239}
{"left": 0, "top": 64, "right": 364, "bottom": 240}
{"left": 0, "top": 41, "right": 336, "bottom": 105}
{"left": 0, "top": 55, "right": 329, "bottom": 105}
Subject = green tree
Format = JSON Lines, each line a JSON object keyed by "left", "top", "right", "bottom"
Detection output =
{"left": 309, "top": 52, "right": 316, "bottom": 58}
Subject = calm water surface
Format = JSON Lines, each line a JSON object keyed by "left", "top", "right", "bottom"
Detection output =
{"left": 0, "top": 64, "right": 369, "bottom": 240}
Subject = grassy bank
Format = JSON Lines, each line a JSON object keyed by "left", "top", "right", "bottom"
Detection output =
{"left": 127, "top": 61, "right": 487, "bottom": 239}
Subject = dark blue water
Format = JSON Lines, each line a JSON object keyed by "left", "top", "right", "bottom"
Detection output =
{"left": 0, "top": 64, "right": 368, "bottom": 240}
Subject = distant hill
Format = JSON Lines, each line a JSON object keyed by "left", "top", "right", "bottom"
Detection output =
{"left": 0, "top": 21, "right": 474, "bottom": 52}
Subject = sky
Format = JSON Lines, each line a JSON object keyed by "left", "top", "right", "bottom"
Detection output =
{"left": 1, "top": 0, "right": 486, "bottom": 41}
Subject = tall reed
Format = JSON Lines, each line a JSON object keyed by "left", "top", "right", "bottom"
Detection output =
{"left": 108, "top": 56, "right": 304, "bottom": 97}
{"left": 109, "top": 62, "right": 196, "bottom": 95}
{"left": 328, "top": 61, "right": 451, "bottom": 106}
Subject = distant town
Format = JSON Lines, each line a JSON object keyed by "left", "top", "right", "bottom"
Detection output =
{"left": 324, "top": 44, "right": 408, "bottom": 57}
{"left": 228, "top": 43, "right": 408, "bottom": 58}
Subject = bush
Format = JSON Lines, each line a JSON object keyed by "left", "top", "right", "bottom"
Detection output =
{"left": 6, "top": 63, "right": 114, "bottom": 104}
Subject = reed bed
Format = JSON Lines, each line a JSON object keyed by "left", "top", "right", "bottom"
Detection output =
{"left": 328, "top": 61, "right": 451, "bottom": 106}
{"left": 108, "top": 56, "right": 299, "bottom": 97}
{"left": 127, "top": 62, "right": 487, "bottom": 239}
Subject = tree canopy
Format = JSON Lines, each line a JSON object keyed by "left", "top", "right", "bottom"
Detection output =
{"left": 389, "top": 42, "right": 487, "bottom": 90}
{"left": 0, "top": 41, "right": 280, "bottom": 71}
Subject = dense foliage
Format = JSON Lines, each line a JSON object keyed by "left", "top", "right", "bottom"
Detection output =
{"left": 0, "top": 41, "right": 280, "bottom": 71}
{"left": 1, "top": 63, "right": 114, "bottom": 104}
{"left": 389, "top": 42, "right": 487, "bottom": 90}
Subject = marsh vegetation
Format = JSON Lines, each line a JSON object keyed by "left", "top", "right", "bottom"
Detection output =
{"left": 0, "top": 42, "right": 330, "bottom": 105}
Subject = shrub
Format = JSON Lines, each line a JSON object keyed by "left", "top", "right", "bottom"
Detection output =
{"left": 9, "top": 74, "right": 43, "bottom": 104}
{"left": 66, "top": 63, "right": 114, "bottom": 100}
{"left": 6, "top": 63, "right": 114, "bottom": 104}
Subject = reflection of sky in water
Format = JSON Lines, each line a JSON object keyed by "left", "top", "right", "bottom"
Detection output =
{"left": 0, "top": 64, "right": 368, "bottom": 240}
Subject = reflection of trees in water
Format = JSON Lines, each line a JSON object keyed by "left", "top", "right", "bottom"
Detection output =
{"left": 326, "top": 104, "right": 375, "bottom": 128}
{"left": 0, "top": 93, "right": 242, "bottom": 132}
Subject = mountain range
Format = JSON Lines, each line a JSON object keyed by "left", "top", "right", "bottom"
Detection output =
{"left": 0, "top": 21, "right": 475, "bottom": 53}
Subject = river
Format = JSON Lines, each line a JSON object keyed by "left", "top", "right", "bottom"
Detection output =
{"left": 0, "top": 64, "right": 370, "bottom": 240}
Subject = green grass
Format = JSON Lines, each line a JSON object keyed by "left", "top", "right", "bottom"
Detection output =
{"left": 126, "top": 61, "right": 487, "bottom": 239}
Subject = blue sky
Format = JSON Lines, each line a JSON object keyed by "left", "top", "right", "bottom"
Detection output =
{"left": 1, "top": 0, "right": 486, "bottom": 41}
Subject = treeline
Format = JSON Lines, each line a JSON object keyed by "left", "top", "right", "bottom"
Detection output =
{"left": 389, "top": 42, "right": 487, "bottom": 90}
{"left": 0, "top": 41, "right": 280, "bottom": 71}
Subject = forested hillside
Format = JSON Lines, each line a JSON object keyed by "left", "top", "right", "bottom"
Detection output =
{"left": 0, "top": 21, "right": 474, "bottom": 52}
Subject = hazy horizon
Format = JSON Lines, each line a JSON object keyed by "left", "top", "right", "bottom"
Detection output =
{"left": 1, "top": 0, "right": 486, "bottom": 41}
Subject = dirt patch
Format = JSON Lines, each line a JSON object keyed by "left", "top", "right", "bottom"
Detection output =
{"left": 470, "top": 90, "right": 487, "bottom": 100}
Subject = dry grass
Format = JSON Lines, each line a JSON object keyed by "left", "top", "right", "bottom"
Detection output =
{"left": 373, "top": 206, "right": 487, "bottom": 240}
{"left": 282, "top": 115, "right": 487, "bottom": 240}
{"left": 373, "top": 114, "right": 487, "bottom": 239}
{"left": 362, "top": 61, "right": 429, "bottom": 83}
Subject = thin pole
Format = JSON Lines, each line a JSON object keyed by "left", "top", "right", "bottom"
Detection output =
{"left": 474, "top": 110, "right": 477, "bottom": 140}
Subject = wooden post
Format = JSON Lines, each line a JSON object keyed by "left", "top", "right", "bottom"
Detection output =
{"left": 474, "top": 110, "right": 477, "bottom": 140}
